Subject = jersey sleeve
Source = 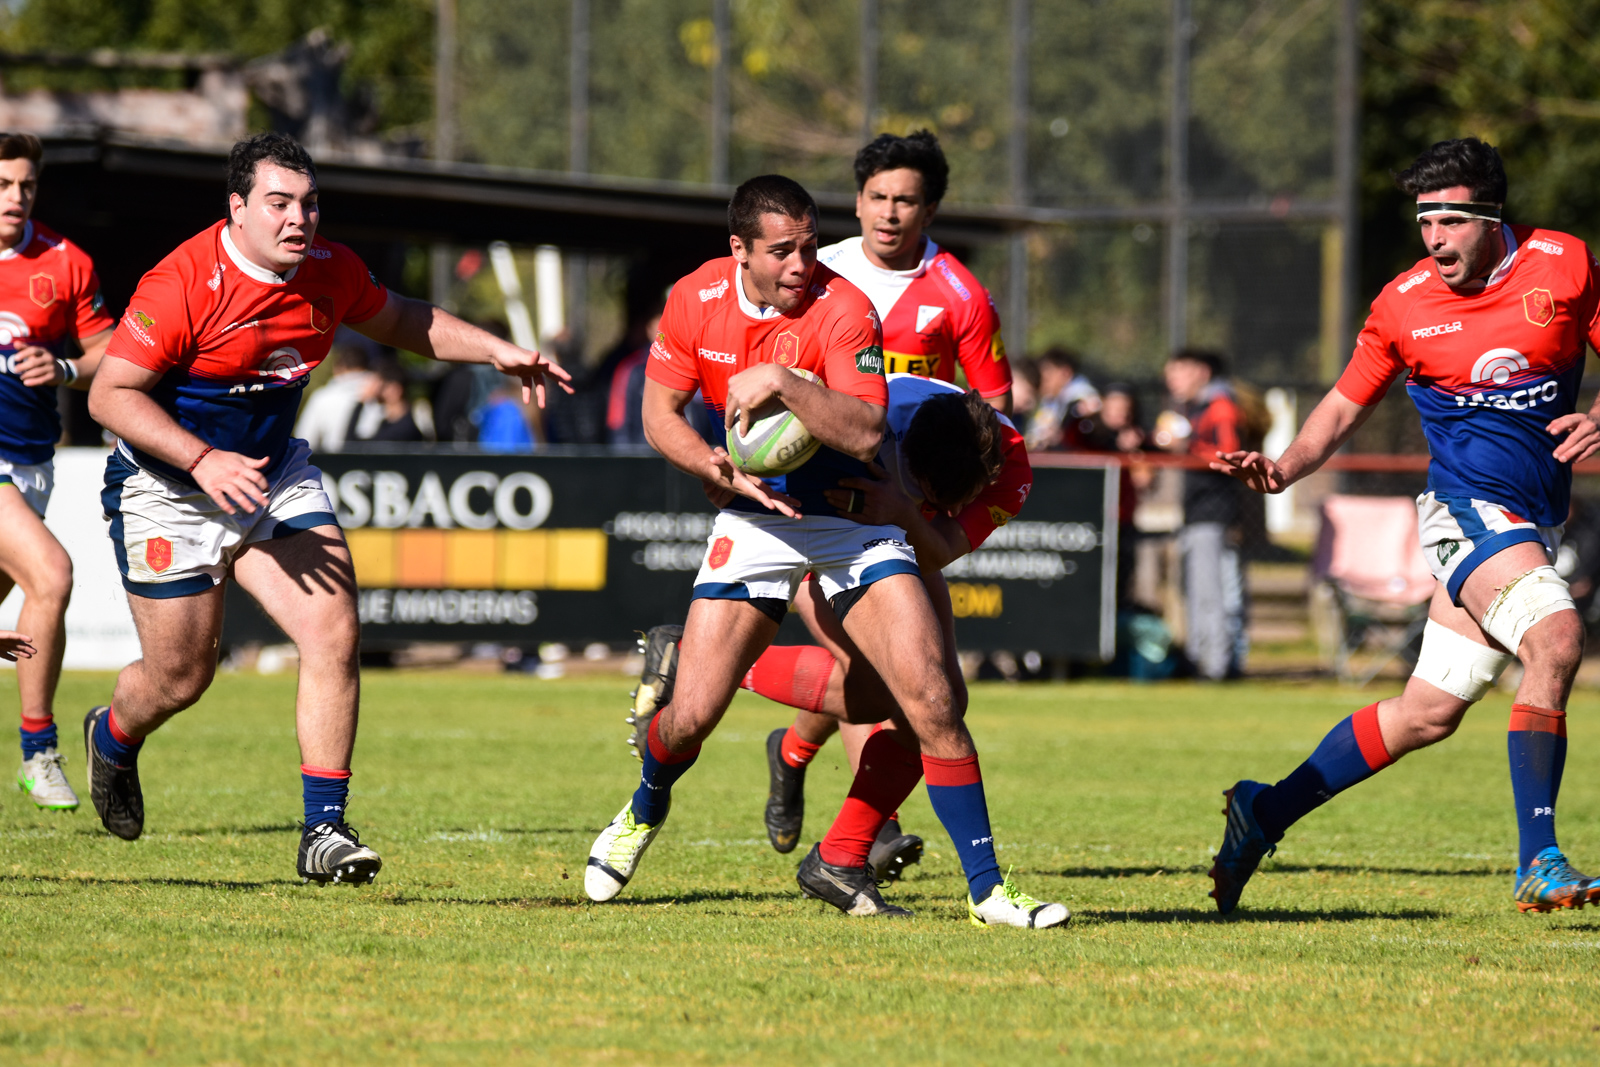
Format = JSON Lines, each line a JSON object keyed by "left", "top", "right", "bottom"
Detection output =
{"left": 1336, "top": 298, "right": 1406, "bottom": 406}
{"left": 1583, "top": 249, "right": 1600, "bottom": 354}
{"left": 66, "top": 246, "right": 114, "bottom": 338}
{"left": 819, "top": 292, "right": 888, "bottom": 406}
{"left": 955, "top": 419, "right": 1031, "bottom": 550}
{"left": 953, "top": 292, "right": 1012, "bottom": 398}
{"left": 335, "top": 245, "right": 389, "bottom": 325}
{"left": 102, "top": 259, "right": 196, "bottom": 374}
{"left": 644, "top": 281, "right": 702, "bottom": 392}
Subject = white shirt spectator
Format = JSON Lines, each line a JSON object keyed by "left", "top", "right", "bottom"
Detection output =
{"left": 294, "top": 368, "right": 373, "bottom": 452}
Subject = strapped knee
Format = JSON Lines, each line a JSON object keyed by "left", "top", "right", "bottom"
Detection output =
{"left": 1479, "top": 564, "right": 1575, "bottom": 658}
{"left": 1411, "top": 619, "right": 1514, "bottom": 703}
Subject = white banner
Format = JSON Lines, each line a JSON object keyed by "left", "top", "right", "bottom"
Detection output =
{"left": 0, "top": 447, "right": 140, "bottom": 670}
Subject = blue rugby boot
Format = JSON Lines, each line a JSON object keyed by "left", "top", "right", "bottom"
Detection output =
{"left": 1514, "top": 847, "right": 1595, "bottom": 913}
{"left": 1208, "top": 780, "right": 1276, "bottom": 915}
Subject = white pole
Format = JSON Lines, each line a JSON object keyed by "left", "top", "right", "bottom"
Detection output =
{"left": 1263, "top": 387, "right": 1296, "bottom": 534}
{"left": 489, "top": 242, "right": 537, "bottom": 352}
{"left": 533, "top": 245, "right": 565, "bottom": 344}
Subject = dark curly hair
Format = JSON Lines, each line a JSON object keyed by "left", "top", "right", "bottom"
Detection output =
{"left": 854, "top": 130, "right": 950, "bottom": 206}
{"left": 903, "top": 389, "right": 1005, "bottom": 511}
{"left": 1395, "top": 138, "right": 1507, "bottom": 204}
{"left": 227, "top": 132, "right": 317, "bottom": 203}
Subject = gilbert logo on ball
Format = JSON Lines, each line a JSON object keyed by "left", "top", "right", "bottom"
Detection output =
{"left": 727, "top": 368, "right": 823, "bottom": 476}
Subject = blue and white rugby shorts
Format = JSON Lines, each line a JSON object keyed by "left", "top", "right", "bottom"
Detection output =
{"left": 691, "top": 510, "right": 920, "bottom": 606}
{"left": 103, "top": 438, "right": 338, "bottom": 598}
{"left": 1416, "top": 491, "right": 1561, "bottom": 604}
{"left": 0, "top": 457, "right": 51, "bottom": 517}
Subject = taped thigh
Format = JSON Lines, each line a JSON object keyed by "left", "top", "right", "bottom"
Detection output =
{"left": 1479, "top": 565, "right": 1576, "bottom": 657}
{"left": 1411, "top": 618, "right": 1513, "bottom": 704}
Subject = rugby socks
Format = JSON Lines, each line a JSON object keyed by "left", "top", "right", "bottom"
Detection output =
{"left": 19, "top": 714, "right": 56, "bottom": 759}
{"left": 817, "top": 729, "right": 923, "bottom": 866}
{"left": 93, "top": 705, "right": 143, "bottom": 768}
{"left": 923, "top": 753, "right": 1003, "bottom": 904}
{"left": 1251, "top": 703, "right": 1395, "bottom": 842}
{"left": 741, "top": 645, "right": 835, "bottom": 715}
{"left": 779, "top": 725, "right": 823, "bottom": 770}
{"left": 1507, "top": 704, "right": 1566, "bottom": 871}
{"left": 631, "top": 714, "right": 699, "bottom": 826}
{"left": 301, "top": 765, "right": 351, "bottom": 828}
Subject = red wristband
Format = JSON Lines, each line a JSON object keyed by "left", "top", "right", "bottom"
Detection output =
{"left": 186, "top": 446, "right": 214, "bottom": 473}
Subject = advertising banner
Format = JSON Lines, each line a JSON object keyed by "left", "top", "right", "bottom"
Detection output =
{"left": 207, "top": 451, "right": 1116, "bottom": 658}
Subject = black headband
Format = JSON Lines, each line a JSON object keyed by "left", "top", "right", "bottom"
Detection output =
{"left": 1416, "top": 201, "right": 1502, "bottom": 222}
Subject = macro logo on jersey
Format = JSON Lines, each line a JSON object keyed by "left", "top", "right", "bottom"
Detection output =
{"left": 258, "top": 347, "right": 311, "bottom": 382}
{"left": 145, "top": 536, "right": 173, "bottom": 574}
{"left": 0, "top": 311, "right": 31, "bottom": 349}
{"left": 29, "top": 273, "right": 55, "bottom": 308}
{"left": 1524, "top": 288, "right": 1555, "bottom": 328}
{"left": 1472, "top": 348, "right": 1531, "bottom": 386}
{"left": 310, "top": 295, "right": 335, "bottom": 334}
{"left": 774, "top": 330, "right": 799, "bottom": 367}
{"left": 707, "top": 536, "right": 733, "bottom": 569}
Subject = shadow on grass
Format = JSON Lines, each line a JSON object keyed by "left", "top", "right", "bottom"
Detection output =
{"left": 383, "top": 888, "right": 799, "bottom": 908}
{"left": 434, "top": 827, "right": 604, "bottom": 836}
{"left": 1052, "top": 864, "right": 1505, "bottom": 879}
{"left": 1075, "top": 906, "right": 1447, "bottom": 924}
{"left": 0, "top": 874, "right": 298, "bottom": 890}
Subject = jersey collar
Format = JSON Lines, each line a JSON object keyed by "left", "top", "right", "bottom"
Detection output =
{"left": 850, "top": 234, "right": 938, "bottom": 280}
{"left": 1454, "top": 224, "right": 1519, "bottom": 291}
{"left": 733, "top": 264, "right": 782, "bottom": 321}
{"left": 221, "top": 223, "right": 299, "bottom": 285}
{"left": 0, "top": 221, "right": 34, "bottom": 261}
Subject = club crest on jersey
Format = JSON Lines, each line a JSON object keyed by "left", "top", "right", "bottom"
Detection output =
{"left": 1471, "top": 348, "right": 1531, "bottom": 386}
{"left": 707, "top": 536, "right": 733, "bottom": 569}
{"left": 1523, "top": 288, "right": 1555, "bottom": 328}
{"left": 309, "top": 295, "right": 335, "bottom": 334}
{"left": 774, "top": 330, "right": 799, "bottom": 367}
{"left": 916, "top": 305, "right": 944, "bottom": 333}
{"left": 145, "top": 537, "right": 173, "bottom": 574}
{"left": 28, "top": 272, "right": 56, "bottom": 309}
{"left": 0, "top": 311, "right": 31, "bottom": 347}
{"left": 988, "top": 504, "right": 1016, "bottom": 527}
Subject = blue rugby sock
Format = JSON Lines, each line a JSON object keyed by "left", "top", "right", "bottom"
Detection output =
{"left": 301, "top": 765, "right": 352, "bottom": 828}
{"left": 1508, "top": 704, "right": 1566, "bottom": 871}
{"left": 20, "top": 716, "right": 56, "bottom": 759}
{"left": 93, "top": 706, "right": 143, "bottom": 769}
{"left": 631, "top": 715, "right": 699, "bottom": 826}
{"left": 1252, "top": 703, "right": 1395, "bottom": 842}
{"left": 923, "top": 753, "right": 1003, "bottom": 904}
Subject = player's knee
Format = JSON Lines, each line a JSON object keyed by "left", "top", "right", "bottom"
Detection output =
{"left": 1520, "top": 608, "right": 1584, "bottom": 675}
{"left": 21, "top": 553, "right": 72, "bottom": 607}
{"left": 154, "top": 659, "right": 215, "bottom": 711}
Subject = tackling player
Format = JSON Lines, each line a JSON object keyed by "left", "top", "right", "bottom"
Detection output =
{"left": 84, "top": 133, "right": 568, "bottom": 883}
{"left": 585, "top": 175, "right": 1065, "bottom": 927}
{"left": 1208, "top": 138, "right": 1600, "bottom": 914}
{"left": 741, "top": 129, "right": 1013, "bottom": 879}
{"left": 0, "top": 132, "right": 116, "bottom": 813}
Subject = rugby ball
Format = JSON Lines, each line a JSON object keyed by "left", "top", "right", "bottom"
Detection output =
{"left": 726, "top": 369, "right": 823, "bottom": 476}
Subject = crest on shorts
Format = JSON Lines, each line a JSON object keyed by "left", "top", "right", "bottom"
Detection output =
{"left": 707, "top": 536, "right": 733, "bottom": 569}
{"left": 773, "top": 330, "right": 799, "bottom": 368}
{"left": 309, "top": 295, "right": 335, "bottom": 334}
{"left": 1523, "top": 288, "right": 1555, "bottom": 328}
{"left": 146, "top": 536, "right": 173, "bottom": 574}
{"left": 28, "top": 273, "right": 55, "bottom": 309}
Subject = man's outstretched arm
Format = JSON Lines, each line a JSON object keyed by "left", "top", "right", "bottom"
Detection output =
{"left": 1210, "top": 387, "right": 1376, "bottom": 494}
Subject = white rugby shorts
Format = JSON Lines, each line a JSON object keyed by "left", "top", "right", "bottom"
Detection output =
{"left": 103, "top": 438, "right": 338, "bottom": 598}
{"left": 1416, "top": 491, "right": 1561, "bottom": 604}
{"left": 0, "top": 457, "right": 51, "bottom": 517}
{"left": 692, "top": 510, "right": 920, "bottom": 605}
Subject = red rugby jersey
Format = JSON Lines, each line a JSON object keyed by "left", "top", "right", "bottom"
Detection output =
{"left": 104, "top": 221, "right": 389, "bottom": 482}
{"left": 0, "top": 220, "right": 115, "bottom": 464}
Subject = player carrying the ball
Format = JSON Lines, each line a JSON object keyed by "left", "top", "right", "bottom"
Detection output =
{"left": 0, "top": 132, "right": 116, "bottom": 814}
{"left": 84, "top": 133, "right": 568, "bottom": 883}
{"left": 1209, "top": 138, "right": 1600, "bottom": 914}
{"left": 586, "top": 175, "right": 1066, "bottom": 927}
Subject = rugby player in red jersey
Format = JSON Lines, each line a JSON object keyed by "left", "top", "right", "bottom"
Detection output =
{"left": 1208, "top": 139, "right": 1600, "bottom": 914}
{"left": 84, "top": 134, "right": 569, "bottom": 882}
{"left": 0, "top": 132, "right": 116, "bottom": 814}
{"left": 738, "top": 130, "right": 1014, "bottom": 880}
{"left": 585, "top": 175, "right": 1064, "bottom": 927}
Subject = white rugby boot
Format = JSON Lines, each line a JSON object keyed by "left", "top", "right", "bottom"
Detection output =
{"left": 585, "top": 800, "right": 667, "bottom": 901}
{"left": 967, "top": 869, "right": 1070, "bottom": 929}
{"left": 17, "top": 748, "right": 79, "bottom": 811}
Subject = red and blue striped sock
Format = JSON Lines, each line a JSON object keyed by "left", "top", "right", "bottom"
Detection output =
{"left": 1508, "top": 704, "right": 1566, "bottom": 870}
{"left": 631, "top": 715, "right": 699, "bottom": 826}
{"left": 19, "top": 714, "right": 55, "bottom": 759}
{"left": 301, "top": 765, "right": 351, "bottom": 828}
{"left": 923, "top": 753, "right": 1003, "bottom": 904}
{"left": 93, "top": 706, "right": 143, "bottom": 769}
{"left": 1252, "top": 703, "right": 1394, "bottom": 842}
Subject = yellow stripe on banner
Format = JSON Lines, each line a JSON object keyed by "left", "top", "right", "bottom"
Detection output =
{"left": 343, "top": 528, "right": 607, "bottom": 590}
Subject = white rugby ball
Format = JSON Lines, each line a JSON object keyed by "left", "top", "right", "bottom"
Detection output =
{"left": 727, "top": 368, "right": 823, "bottom": 476}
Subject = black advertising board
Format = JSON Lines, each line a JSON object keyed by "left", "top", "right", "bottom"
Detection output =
{"left": 222, "top": 452, "right": 1115, "bottom": 658}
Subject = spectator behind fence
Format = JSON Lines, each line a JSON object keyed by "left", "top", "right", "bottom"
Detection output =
{"left": 293, "top": 343, "right": 372, "bottom": 452}
{"left": 1081, "top": 382, "right": 1150, "bottom": 604}
{"left": 1162, "top": 349, "right": 1248, "bottom": 680}
{"left": 346, "top": 357, "right": 432, "bottom": 445}
{"left": 606, "top": 307, "right": 663, "bottom": 446}
{"left": 1009, "top": 357, "right": 1040, "bottom": 429}
{"left": 1028, "top": 347, "right": 1100, "bottom": 450}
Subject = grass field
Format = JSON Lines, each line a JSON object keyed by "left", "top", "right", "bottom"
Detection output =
{"left": 4, "top": 671, "right": 1600, "bottom": 1064}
